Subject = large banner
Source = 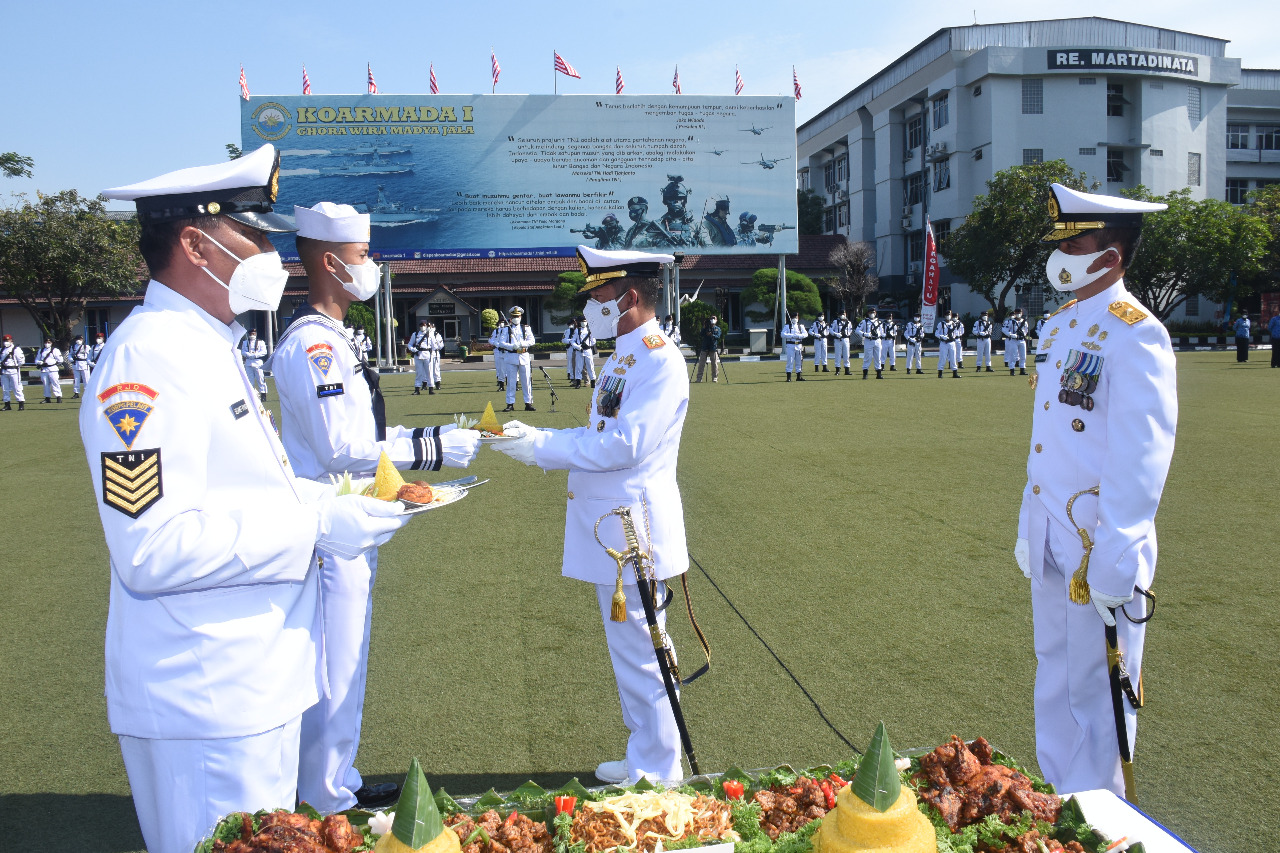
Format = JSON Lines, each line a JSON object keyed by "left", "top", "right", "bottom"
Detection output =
{"left": 241, "top": 94, "right": 798, "bottom": 261}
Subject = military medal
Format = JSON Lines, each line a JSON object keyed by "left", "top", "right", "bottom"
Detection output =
{"left": 1058, "top": 349, "right": 1103, "bottom": 411}
{"left": 596, "top": 374, "right": 625, "bottom": 418}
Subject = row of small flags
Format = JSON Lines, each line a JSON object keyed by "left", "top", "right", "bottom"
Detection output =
{"left": 240, "top": 59, "right": 802, "bottom": 99}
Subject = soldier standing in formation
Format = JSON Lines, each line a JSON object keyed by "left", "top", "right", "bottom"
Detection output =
{"left": 935, "top": 310, "right": 960, "bottom": 378}
{"left": 568, "top": 317, "right": 597, "bottom": 389}
{"left": 1004, "top": 308, "right": 1030, "bottom": 375}
{"left": 952, "top": 314, "right": 966, "bottom": 369}
{"left": 973, "top": 310, "right": 995, "bottom": 372}
{"left": 879, "top": 312, "right": 900, "bottom": 372}
{"left": 855, "top": 307, "right": 882, "bottom": 379}
{"left": 809, "top": 312, "right": 831, "bottom": 373}
{"left": 90, "top": 331, "right": 107, "bottom": 369}
{"left": 240, "top": 329, "right": 269, "bottom": 402}
{"left": 490, "top": 319, "right": 508, "bottom": 392}
{"left": 69, "top": 334, "right": 93, "bottom": 398}
{"left": 408, "top": 320, "right": 434, "bottom": 395}
{"left": 904, "top": 313, "right": 925, "bottom": 374}
{"left": 562, "top": 319, "right": 579, "bottom": 385}
{"left": 782, "top": 311, "right": 808, "bottom": 381}
{"left": 659, "top": 314, "right": 681, "bottom": 345}
{"left": 35, "top": 336, "right": 64, "bottom": 403}
{"left": 352, "top": 326, "right": 373, "bottom": 363}
{"left": 1, "top": 334, "right": 25, "bottom": 411}
{"left": 832, "top": 310, "right": 854, "bottom": 375}
{"left": 497, "top": 307, "right": 536, "bottom": 412}
{"left": 1035, "top": 311, "right": 1051, "bottom": 339}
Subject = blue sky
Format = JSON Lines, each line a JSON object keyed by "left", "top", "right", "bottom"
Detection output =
{"left": 3, "top": 0, "right": 1277, "bottom": 208}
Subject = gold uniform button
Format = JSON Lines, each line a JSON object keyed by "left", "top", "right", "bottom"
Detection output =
{"left": 597, "top": 420, "right": 605, "bottom": 432}
{"left": 1056, "top": 360, "right": 1062, "bottom": 369}
{"left": 1035, "top": 443, "right": 1043, "bottom": 453}
{"left": 1069, "top": 319, "right": 1078, "bottom": 328}
{"left": 281, "top": 454, "right": 289, "bottom": 466}
{"left": 1072, "top": 418, "right": 1086, "bottom": 432}
{"left": 567, "top": 491, "right": 575, "bottom": 500}
{"left": 1032, "top": 485, "right": 1041, "bottom": 495}
{"left": 1044, "top": 401, "right": 1050, "bottom": 410}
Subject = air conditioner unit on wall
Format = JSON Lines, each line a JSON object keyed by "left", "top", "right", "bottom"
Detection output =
{"left": 826, "top": 184, "right": 839, "bottom": 195}
{"left": 910, "top": 262, "right": 922, "bottom": 275}
{"left": 904, "top": 148, "right": 915, "bottom": 160}
{"left": 837, "top": 188, "right": 850, "bottom": 200}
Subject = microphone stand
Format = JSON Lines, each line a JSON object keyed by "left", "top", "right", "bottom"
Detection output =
{"left": 537, "top": 365, "right": 559, "bottom": 413}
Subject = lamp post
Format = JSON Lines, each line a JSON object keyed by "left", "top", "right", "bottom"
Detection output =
{"left": 672, "top": 252, "right": 685, "bottom": 327}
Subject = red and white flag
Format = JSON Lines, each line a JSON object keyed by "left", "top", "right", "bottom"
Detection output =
{"left": 302, "top": 65, "right": 311, "bottom": 95}
{"left": 673, "top": 66, "right": 681, "bottom": 95}
{"left": 921, "top": 217, "right": 941, "bottom": 330}
{"left": 429, "top": 63, "right": 438, "bottom": 94}
{"left": 367, "top": 63, "right": 378, "bottom": 94}
{"left": 239, "top": 65, "right": 250, "bottom": 100}
{"left": 491, "top": 50, "right": 501, "bottom": 90}
{"left": 793, "top": 66, "right": 802, "bottom": 100}
{"left": 616, "top": 66, "right": 625, "bottom": 94}
{"left": 734, "top": 67, "right": 744, "bottom": 95}
{"left": 554, "top": 51, "right": 580, "bottom": 79}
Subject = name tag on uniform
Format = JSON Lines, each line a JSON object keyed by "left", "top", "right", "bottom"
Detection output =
{"left": 1035, "top": 353, "right": 1048, "bottom": 363}
{"left": 231, "top": 399, "right": 250, "bottom": 419}
{"left": 317, "top": 383, "right": 344, "bottom": 398}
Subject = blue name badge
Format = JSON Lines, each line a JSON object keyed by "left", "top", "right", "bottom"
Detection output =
{"left": 316, "top": 383, "right": 344, "bottom": 398}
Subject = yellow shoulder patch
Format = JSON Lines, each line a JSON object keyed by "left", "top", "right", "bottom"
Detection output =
{"left": 1049, "top": 299, "right": 1077, "bottom": 318}
{"left": 642, "top": 334, "right": 665, "bottom": 349}
{"left": 1108, "top": 301, "right": 1148, "bottom": 325}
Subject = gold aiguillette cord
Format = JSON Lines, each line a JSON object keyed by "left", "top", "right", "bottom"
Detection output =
{"left": 1066, "top": 486, "right": 1100, "bottom": 605}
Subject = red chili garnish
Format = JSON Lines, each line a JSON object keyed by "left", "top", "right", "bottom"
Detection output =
{"left": 828, "top": 772, "right": 848, "bottom": 788}
{"left": 722, "top": 779, "right": 745, "bottom": 800}
{"left": 504, "top": 811, "right": 519, "bottom": 827}
{"left": 555, "top": 796, "right": 578, "bottom": 815}
{"left": 819, "top": 779, "right": 836, "bottom": 810}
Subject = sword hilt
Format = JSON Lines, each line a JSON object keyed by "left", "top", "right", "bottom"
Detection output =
{"left": 1066, "top": 487, "right": 1100, "bottom": 605}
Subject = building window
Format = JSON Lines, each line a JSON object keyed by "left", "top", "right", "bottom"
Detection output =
{"left": 1187, "top": 86, "right": 1202, "bottom": 123}
{"left": 1022, "top": 79, "right": 1043, "bottom": 114}
{"left": 906, "top": 115, "right": 924, "bottom": 152}
{"left": 823, "top": 160, "right": 836, "bottom": 190}
{"left": 1107, "top": 83, "right": 1125, "bottom": 117}
{"left": 1079, "top": 147, "right": 1097, "bottom": 156}
{"left": 837, "top": 203, "right": 849, "bottom": 229}
{"left": 904, "top": 173, "right": 924, "bottom": 206}
{"left": 1149, "top": 81, "right": 1164, "bottom": 90}
{"left": 1079, "top": 77, "right": 1096, "bottom": 85}
{"left": 1185, "top": 293, "right": 1200, "bottom": 317}
{"left": 1259, "top": 126, "right": 1280, "bottom": 151}
{"left": 1227, "top": 123, "right": 1250, "bottom": 149}
{"left": 933, "top": 219, "right": 952, "bottom": 256}
{"left": 908, "top": 231, "right": 925, "bottom": 264}
{"left": 1023, "top": 148, "right": 1044, "bottom": 165}
{"left": 798, "top": 169, "right": 810, "bottom": 191}
{"left": 1107, "top": 149, "right": 1128, "bottom": 183}
{"left": 1226, "top": 179, "right": 1249, "bottom": 205}
{"left": 84, "top": 308, "right": 111, "bottom": 339}
{"left": 1187, "top": 152, "right": 1201, "bottom": 186}
{"left": 932, "top": 93, "right": 949, "bottom": 129}
{"left": 836, "top": 155, "right": 848, "bottom": 182}
{"left": 823, "top": 206, "right": 836, "bottom": 233}
{"left": 1150, "top": 149, "right": 1164, "bottom": 157}
{"left": 973, "top": 84, "right": 982, "bottom": 97}
{"left": 933, "top": 158, "right": 951, "bottom": 191}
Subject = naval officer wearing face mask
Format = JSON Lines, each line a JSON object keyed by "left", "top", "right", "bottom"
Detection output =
{"left": 89, "top": 145, "right": 414, "bottom": 853}
{"left": 1016, "top": 183, "right": 1176, "bottom": 800}
{"left": 493, "top": 246, "right": 692, "bottom": 787}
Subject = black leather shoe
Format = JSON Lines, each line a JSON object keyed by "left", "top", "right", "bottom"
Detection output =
{"left": 413, "top": 388, "right": 421, "bottom": 395}
{"left": 355, "top": 782, "right": 401, "bottom": 810}
{"left": 502, "top": 404, "right": 515, "bottom": 412}
{"left": 524, "top": 403, "right": 537, "bottom": 411}
{"left": 428, "top": 388, "right": 435, "bottom": 395}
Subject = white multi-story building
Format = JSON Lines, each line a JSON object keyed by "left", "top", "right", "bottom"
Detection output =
{"left": 797, "top": 17, "right": 1276, "bottom": 321}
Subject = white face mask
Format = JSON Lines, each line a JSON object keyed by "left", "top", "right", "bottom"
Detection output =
{"left": 333, "top": 256, "right": 380, "bottom": 301}
{"left": 1045, "top": 246, "right": 1117, "bottom": 292}
{"left": 583, "top": 293, "right": 629, "bottom": 339}
{"left": 198, "top": 230, "right": 289, "bottom": 315}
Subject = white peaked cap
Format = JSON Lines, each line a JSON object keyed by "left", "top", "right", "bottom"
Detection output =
{"left": 295, "top": 202, "right": 371, "bottom": 243}
{"left": 103, "top": 144, "right": 278, "bottom": 201}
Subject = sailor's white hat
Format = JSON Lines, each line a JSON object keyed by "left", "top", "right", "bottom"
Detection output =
{"left": 295, "top": 202, "right": 371, "bottom": 243}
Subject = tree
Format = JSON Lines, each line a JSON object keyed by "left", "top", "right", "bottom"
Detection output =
{"left": 679, "top": 299, "right": 717, "bottom": 348}
{"left": 226, "top": 144, "right": 243, "bottom": 160}
{"left": 797, "top": 188, "right": 825, "bottom": 235}
{"left": 480, "top": 308, "right": 499, "bottom": 335}
{"left": 742, "top": 268, "right": 822, "bottom": 322}
{"left": 2, "top": 153, "right": 33, "bottom": 179}
{"left": 1121, "top": 186, "right": 1269, "bottom": 321}
{"left": 944, "top": 160, "right": 1097, "bottom": 319}
{"left": 0, "top": 190, "right": 142, "bottom": 345}
{"left": 545, "top": 271, "right": 589, "bottom": 324}
{"left": 827, "top": 241, "right": 880, "bottom": 315}
{"left": 345, "top": 301, "right": 376, "bottom": 337}
{"left": 1245, "top": 183, "right": 1280, "bottom": 291}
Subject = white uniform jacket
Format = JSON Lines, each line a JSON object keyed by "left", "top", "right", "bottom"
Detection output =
{"left": 36, "top": 345, "right": 64, "bottom": 371}
{"left": 273, "top": 309, "right": 445, "bottom": 481}
{"left": 973, "top": 319, "right": 993, "bottom": 339}
{"left": 782, "top": 322, "right": 808, "bottom": 345}
{"left": 532, "top": 318, "right": 689, "bottom": 585}
{"left": 833, "top": 319, "right": 854, "bottom": 340}
{"left": 934, "top": 320, "right": 953, "bottom": 342}
{"left": 240, "top": 337, "right": 267, "bottom": 366}
{"left": 855, "top": 319, "right": 880, "bottom": 341}
{"left": 79, "top": 281, "right": 326, "bottom": 740}
{"left": 572, "top": 326, "right": 596, "bottom": 355}
{"left": 808, "top": 320, "right": 830, "bottom": 340}
{"left": 91, "top": 342, "right": 106, "bottom": 365}
{"left": 1018, "top": 281, "right": 1177, "bottom": 600}
{"left": 659, "top": 320, "right": 681, "bottom": 345}
{"left": 498, "top": 323, "right": 537, "bottom": 365}
{"left": 407, "top": 329, "right": 430, "bottom": 360}
{"left": 70, "top": 342, "right": 91, "bottom": 367}
{"left": 1, "top": 343, "right": 23, "bottom": 374}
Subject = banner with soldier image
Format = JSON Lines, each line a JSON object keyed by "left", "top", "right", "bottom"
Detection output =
{"left": 241, "top": 94, "right": 797, "bottom": 260}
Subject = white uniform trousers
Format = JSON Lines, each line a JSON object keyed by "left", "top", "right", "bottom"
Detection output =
{"left": 905, "top": 342, "right": 923, "bottom": 370}
{"left": 975, "top": 338, "right": 992, "bottom": 367}
{"left": 40, "top": 367, "right": 62, "bottom": 399}
{"left": 426, "top": 352, "right": 442, "bottom": 387}
{"left": 955, "top": 342, "right": 965, "bottom": 366}
{"left": 2, "top": 373, "right": 24, "bottom": 403}
{"left": 881, "top": 342, "right": 897, "bottom": 368}
{"left": 594, "top": 582, "right": 683, "bottom": 784}
{"left": 1030, "top": 514, "right": 1146, "bottom": 798}
{"left": 505, "top": 360, "right": 533, "bottom": 403}
{"left": 580, "top": 352, "right": 596, "bottom": 383}
{"left": 118, "top": 715, "right": 302, "bottom": 853}
{"left": 1010, "top": 340, "right": 1028, "bottom": 368}
{"left": 494, "top": 352, "right": 507, "bottom": 385}
{"left": 74, "top": 364, "right": 92, "bottom": 394}
{"left": 833, "top": 338, "right": 850, "bottom": 368}
{"left": 298, "top": 548, "right": 376, "bottom": 813}
{"left": 860, "top": 340, "right": 880, "bottom": 371}
{"left": 245, "top": 363, "right": 267, "bottom": 394}
{"left": 1003, "top": 340, "right": 1012, "bottom": 367}
{"left": 812, "top": 339, "right": 828, "bottom": 365}
{"left": 937, "top": 342, "right": 958, "bottom": 370}
{"left": 784, "top": 343, "right": 804, "bottom": 373}
{"left": 414, "top": 357, "right": 431, "bottom": 388}
{"left": 567, "top": 349, "right": 582, "bottom": 381}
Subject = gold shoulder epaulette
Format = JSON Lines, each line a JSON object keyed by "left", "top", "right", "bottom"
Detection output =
{"left": 1108, "top": 301, "right": 1148, "bottom": 325}
{"left": 1049, "top": 300, "right": 1077, "bottom": 318}
{"left": 642, "top": 334, "right": 665, "bottom": 349}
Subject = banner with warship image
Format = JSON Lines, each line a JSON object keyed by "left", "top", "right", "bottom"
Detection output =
{"left": 240, "top": 94, "right": 797, "bottom": 260}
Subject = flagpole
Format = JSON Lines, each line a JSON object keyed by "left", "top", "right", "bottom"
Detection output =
{"left": 554, "top": 49, "right": 557, "bottom": 95}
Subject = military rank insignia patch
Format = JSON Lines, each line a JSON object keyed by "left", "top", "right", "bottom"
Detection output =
{"left": 1108, "top": 301, "right": 1148, "bottom": 325}
{"left": 642, "top": 335, "right": 665, "bottom": 349}
{"left": 97, "top": 382, "right": 159, "bottom": 450}
{"left": 101, "top": 449, "right": 162, "bottom": 518}
{"left": 596, "top": 375, "right": 625, "bottom": 418}
{"left": 1058, "top": 349, "right": 1103, "bottom": 411}
{"left": 307, "top": 342, "right": 334, "bottom": 376}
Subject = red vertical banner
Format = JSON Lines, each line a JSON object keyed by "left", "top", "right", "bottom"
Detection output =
{"left": 921, "top": 217, "right": 940, "bottom": 330}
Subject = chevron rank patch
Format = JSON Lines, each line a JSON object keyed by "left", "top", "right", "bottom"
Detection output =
{"left": 101, "top": 449, "right": 163, "bottom": 518}
{"left": 307, "top": 342, "right": 334, "bottom": 376}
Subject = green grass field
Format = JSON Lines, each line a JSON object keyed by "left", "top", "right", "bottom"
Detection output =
{"left": 1, "top": 351, "right": 1276, "bottom": 853}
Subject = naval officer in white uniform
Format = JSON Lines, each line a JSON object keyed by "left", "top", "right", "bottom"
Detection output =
{"left": 1016, "top": 183, "right": 1176, "bottom": 798}
{"left": 272, "top": 201, "right": 481, "bottom": 813}
{"left": 89, "top": 145, "right": 412, "bottom": 853}
{"left": 497, "top": 306, "right": 536, "bottom": 411}
{"left": 494, "top": 246, "right": 690, "bottom": 786}
{"left": 240, "top": 328, "right": 269, "bottom": 401}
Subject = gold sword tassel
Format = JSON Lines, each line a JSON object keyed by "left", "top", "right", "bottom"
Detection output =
{"left": 1066, "top": 486, "right": 1100, "bottom": 605}
{"left": 595, "top": 512, "right": 629, "bottom": 622}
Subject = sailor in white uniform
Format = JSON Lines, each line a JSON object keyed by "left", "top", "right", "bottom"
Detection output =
{"left": 408, "top": 320, "right": 433, "bottom": 394}
{"left": 1004, "top": 308, "right": 1030, "bottom": 375}
{"left": 1, "top": 334, "right": 25, "bottom": 410}
{"left": 574, "top": 317, "right": 597, "bottom": 388}
{"left": 855, "top": 308, "right": 881, "bottom": 379}
{"left": 423, "top": 320, "right": 444, "bottom": 390}
{"left": 563, "top": 321, "right": 581, "bottom": 385}
{"left": 659, "top": 314, "right": 681, "bottom": 346}
{"left": 490, "top": 320, "right": 508, "bottom": 391}
{"left": 1016, "top": 183, "right": 1176, "bottom": 798}
{"left": 879, "top": 313, "right": 899, "bottom": 372}
{"left": 494, "top": 246, "right": 690, "bottom": 786}
{"left": 273, "top": 202, "right": 480, "bottom": 814}
{"left": 497, "top": 307, "right": 536, "bottom": 411}
{"left": 92, "top": 144, "right": 411, "bottom": 853}
{"left": 240, "top": 328, "right": 269, "bottom": 401}
{"left": 34, "top": 336, "right": 64, "bottom": 402}
{"left": 935, "top": 311, "right": 960, "bottom": 378}
{"left": 972, "top": 311, "right": 995, "bottom": 371}
{"left": 951, "top": 315, "right": 966, "bottom": 368}
{"left": 832, "top": 311, "right": 853, "bottom": 375}
{"left": 352, "top": 326, "right": 372, "bottom": 363}
{"left": 90, "top": 332, "right": 107, "bottom": 368}
{"left": 69, "top": 334, "right": 93, "bottom": 397}
{"left": 904, "top": 314, "right": 925, "bottom": 374}
{"left": 782, "top": 312, "right": 808, "bottom": 381}
{"left": 808, "top": 313, "right": 830, "bottom": 372}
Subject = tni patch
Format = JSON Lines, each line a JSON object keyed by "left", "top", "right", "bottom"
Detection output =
{"left": 104, "top": 400, "right": 154, "bottom": 449}
{"left": 101, "top": 449, "right": 163, "bottom": 518}
{"left": 596, "top": 375, "right": 625, "bottom": 418}
{"left": 317, "top": 383, "right": 344, "bottom": 398}
{"left": 307, "top": 342, "right": 334, "bottom": 376}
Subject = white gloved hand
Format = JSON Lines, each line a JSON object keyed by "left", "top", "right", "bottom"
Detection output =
{"left": 316, "top": 494, "right": 409, "bottom": 558}
{"left": 493, "top": 419, "right": 539, "bottom": 466}
{"left": 1090, "top": 588, "right": 1133, "bottom": 627}
{"left": 438, "top": 423, "right": 481, "bottom": 468}
{"left": 1014, "top": 538, "right": 1031, "bottom": 578}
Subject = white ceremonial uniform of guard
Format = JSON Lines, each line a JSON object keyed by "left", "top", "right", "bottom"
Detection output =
{"left": 241, "top": 336, "right": 269, "bottom": 393}
{"left": 408, "top": 328, "right": 432, "bottom": 389}
{"left": 425, "top": 329, "right": 443, "bottom": 387}
{"left": 575, "top": 326, "right": 597, "bottom": 383}
{"left": 660, "top": 319, "right": 681, "bottom": 346}
{"left": 809, "top": 320, "right": 829, "bottom": 365}
{"left": 1004, "top": 317, "right": 1029, "bottom": 368}
{"left": 880, "top": 321, "right": 898, "bottom": 367}
{"left": 934, "top": 321, "right": 956, "bottom": 370}
{"left": 782, "top": 320, "right": 807, "bottom": 373}
{"left": 91, "top": 340, "right": 106, "bottom": 367}
{"left": 1020, "top": 280, "right": 1177, "bottom": 797}
{"left": 36, "top": 345, "right": 64, "bottom": 398}
{"left": 273, "top": 307, "right": 446, "bottom": 813}
{"left": 79, "top": 281, "right": 329, "bottom": 853}
{"left": 352, "top": 332, "right": 372, "bottom": 363}
{"left": 832, "top": 318, "right": 853, "bottom": 368}
{"left": 501, "top": 322, "right": 536, "bottom": 404}
{"left": 904, "top": 321, "right": 924, "bottom": 370}
{"left": 973, "top": 318, "right": 994, "bottom": 367}
{"left": 1, "top": 343, "right": 25, "bottom": 403}
{"left": 855, "top": 318, "right": 880, "bottom": 371}
{"left": 951, "top": 320, "right": 966, "bottom": 366}
{"left": 490, "top": 327, "right": 508, "bottom": 386}
{"left": 70, "top": 341, "right": 92, "bottom": 393}
{"left": 563, "top": 325, "right": 580, "bottom": 381}
{"left": 531, "top": 318, "right": 689, "bottom": 784}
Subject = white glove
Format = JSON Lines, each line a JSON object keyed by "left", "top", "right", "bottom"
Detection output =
{"left": 1014, "top": 538, "right": 1031, "bottom": 578}
{"left": 492, "top": 419, "right": 539, "bottom": 466}
{"left": 437, "top": 423, "right": 480, "bottom": 468}
{"left": 316, "top": 494, "right": 409, "bottom": 558}
{"left": 1090, "top": 588, "right": 1133, "bottom": 627}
